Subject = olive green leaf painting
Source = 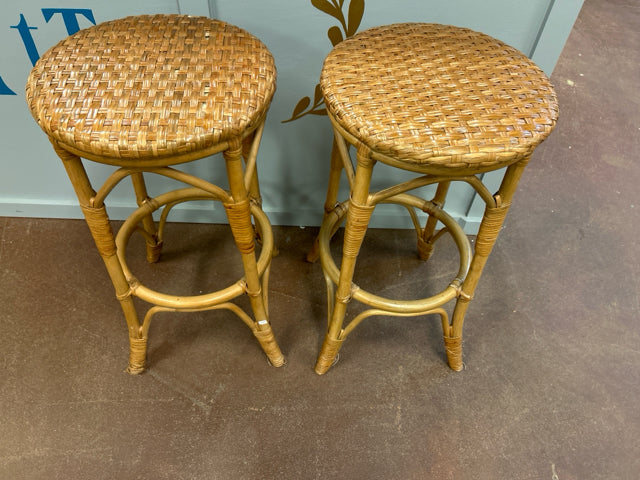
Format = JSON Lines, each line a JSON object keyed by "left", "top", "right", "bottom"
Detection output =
{"left": 282, "top": 0, "right": 365, "bottom": 123}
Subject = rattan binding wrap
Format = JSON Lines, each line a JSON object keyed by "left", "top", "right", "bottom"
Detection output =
{"left": 25, "top": 15, "right": 276, "bottom": 161}
{"left": 320, "top": 23, "right": 558, "bottom": 169}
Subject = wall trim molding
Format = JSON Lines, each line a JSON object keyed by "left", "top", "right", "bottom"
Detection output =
{"left": 0, "top": 200, "right": 483, "bottom": 233}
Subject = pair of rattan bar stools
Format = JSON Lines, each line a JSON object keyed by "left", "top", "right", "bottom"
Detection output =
{"left": 26, "top": 15, "right": 557, "bottom": 375}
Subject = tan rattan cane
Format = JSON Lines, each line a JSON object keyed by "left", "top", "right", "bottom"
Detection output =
{"left": 313, "top": 23, "right": 558, "bottom": 373}
{"left": 26, "top": 15, "right": 276, "bottom": 163}
{"left": 26, "top": 15, "right": 284, "bottom": 373}
{"left": 320, "top": 23, "right": 557, "bottom": 173}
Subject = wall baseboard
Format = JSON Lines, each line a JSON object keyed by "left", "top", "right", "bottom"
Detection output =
{"left": 0, "top": 200, "right": 482, "bottom": 234}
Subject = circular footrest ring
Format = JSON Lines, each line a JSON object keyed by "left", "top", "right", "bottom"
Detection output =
{"left": 115, "top": 186, "right": 273, "bottom": 309}
{"left": 318, "top": 194, "right": 472, "bottom": 314}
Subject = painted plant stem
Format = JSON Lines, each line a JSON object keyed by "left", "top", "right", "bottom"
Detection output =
{"left": 282, "top": 0, "right": 365, "bottom": 123}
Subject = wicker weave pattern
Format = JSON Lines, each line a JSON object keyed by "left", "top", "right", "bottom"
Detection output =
{"left": 25, "top": 15, "right": 276, "bottom": 160}
{"left": 320, "top": 23, "right": 558, "bottom": 169}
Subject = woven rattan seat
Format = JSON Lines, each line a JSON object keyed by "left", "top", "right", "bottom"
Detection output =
{"left": 311, "top": 23, "right": 558, "bottom": 374}
{"left": 321, "top": 23, "right": 557, "bottom": 172}
{"left": 26, "top": 15, "right": 284, "bottom": 373}
{"left": 27, "top": 15, "right": 276, "bottom": 163}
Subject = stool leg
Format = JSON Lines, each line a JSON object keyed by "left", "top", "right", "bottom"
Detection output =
{"left": 52, "top": 141, "right": 147, "bottom": 374}
{"left": 315, "top": 146, "right": 375, "bottom": 374}
{"left": 446, "top": 160, "right": 528, "bottom": 370}
{"left": 130, "top": 172, "right": 163, "bottom": 263}
{"left": 241, "top": 130, "right": 280, "bottom": 256}
{"left": 307, "top": 138, "right": 343, "bottom": 263}
{"left": 242, "top": 131, "right": 263, "bottom": 209}
{"left": 223, "top": 140, "right": 285, "bottom": 367}
{"left": 418, "top": 181, "right": 451, "bottom": 260}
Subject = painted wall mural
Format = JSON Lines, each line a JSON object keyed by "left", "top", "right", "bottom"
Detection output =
{"left": 283, "top": 0, "right": 365, "bottom": 123}
{"left": 0, "top": 0, "right": 583, "bottom": 231}
{"left": 0, "top": 9, "right": 96, "bottom": 95}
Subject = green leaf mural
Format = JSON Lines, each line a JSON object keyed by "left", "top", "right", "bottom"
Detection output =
{"left": 291, "top": 97, "right": 311, "bottom": 119}
{"left": 282, "top": 0, "right": 366, "bottom": 123}
{"left": 311, "top": 0, "right": 340, "bottom": 19}
{"left": 327, "top": 25, "right": 343, "bottom": 46}
{"left": 346, "top": 0, "right": 364, "bottom": 36}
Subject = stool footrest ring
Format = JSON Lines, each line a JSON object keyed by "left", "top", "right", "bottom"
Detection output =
{"left": 318, "top": 194, "right": 471, "bottom": 314}
{"left": 115, "top": 187, "right": 273, "bottom": 309}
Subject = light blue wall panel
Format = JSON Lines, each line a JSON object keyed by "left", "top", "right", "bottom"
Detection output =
{"left": 0, "top": 0, "right": 583, "bottom": 231}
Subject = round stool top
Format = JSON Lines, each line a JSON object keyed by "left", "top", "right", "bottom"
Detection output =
{"left": 320, "top": 23, "right": 558, "bottom": 171}
{"left": 26, "top": 15, "right": 276, "bottom": 161}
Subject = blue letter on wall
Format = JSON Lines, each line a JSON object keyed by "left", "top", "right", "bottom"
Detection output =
{"left": 11, "top": 14, "right": 40, "bottom": 67}
{"left": 0, "top": 76, "right": 16, "bottom": 95}
{"left": 2, "top": 9, "right": 96, "bottom": 96}
{"left": 42, "top": 8, "right": 96, "bottom": 36}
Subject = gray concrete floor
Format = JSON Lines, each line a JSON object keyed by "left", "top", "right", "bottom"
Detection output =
{"left": 1, "top": 0, "right": 639, "bottom": 478}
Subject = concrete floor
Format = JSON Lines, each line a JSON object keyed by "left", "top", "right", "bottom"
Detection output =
{"left": 1, "top": 0, "right": 639, "bottom": 478}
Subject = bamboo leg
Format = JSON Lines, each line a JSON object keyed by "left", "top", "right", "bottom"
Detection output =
{"left": 418, "top": 181, "right": 450, "bottom": 260}
{"left": 242, "top": 131, "right": 262, "bottom": 207}
{"left": 315, "top": 145, "right": 375, "bottom": 374}
{"left": 308, "top": 138, "right": 344, "bottom": 263}
{"left": 223, "top": 139, "right": 285, "bottom": 367}
{"left": 241, "top": 129, "right": 278, "bottom": 256}
{"left": 445, "top": 160, "right": 529, "bottom": 371}
{"left": 130, "top": 172, "right": 162, "bottom": 263}
{"left": 52, "top": 141, "right": 146, "bottom": 374}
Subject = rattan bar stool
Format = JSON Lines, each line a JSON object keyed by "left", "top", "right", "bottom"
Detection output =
{"left": 311, "top": 23, "right": 558, "bottom": 374}
{"left": 26, "top": 15, "right": 284, "bottom": 373}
